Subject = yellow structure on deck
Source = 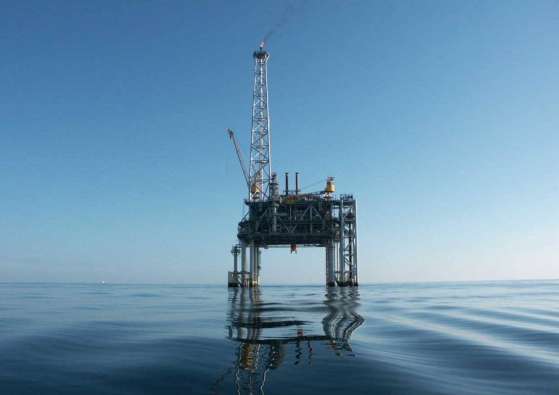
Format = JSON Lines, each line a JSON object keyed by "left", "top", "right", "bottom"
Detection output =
{"left": 325, "top": 177, "right": 336, "bottom": 194}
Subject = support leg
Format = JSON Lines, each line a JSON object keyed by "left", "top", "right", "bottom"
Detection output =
{"left": 249, "top": 246, "right": 261, "bottom": 287}
{"left": 325, "top": 241, "right": 336, "bottom": 287}
{"left": 256, "top": 248, "right": 261, "bottom": 286}
{"left": 241, "top": 241, "right": 248, "bottom": 287}
{"left": 338, "top": 200, "right": 346, "bottom": 286}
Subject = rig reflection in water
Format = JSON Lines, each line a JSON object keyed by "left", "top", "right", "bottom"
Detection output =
{"left": 214, "top": 287, "right": 364, "bottom": 394}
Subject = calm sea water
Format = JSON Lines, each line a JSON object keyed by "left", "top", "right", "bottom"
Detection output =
{"left": 1, "top": 281, "right": 559, "bottom": 394}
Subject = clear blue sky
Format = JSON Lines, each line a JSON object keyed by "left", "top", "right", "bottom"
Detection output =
{"left": 1, "top": 1, "right": 557, "bottom": 283}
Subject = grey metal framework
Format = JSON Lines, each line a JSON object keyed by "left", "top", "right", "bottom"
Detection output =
{"left": 249, "top": 45, "right": 272, "bottom": 201}
{"left": 229, "top": 192, "right": 358, "bottom": 287}
{"left": 227, "top": 44, "right": 358, "bottom": 288}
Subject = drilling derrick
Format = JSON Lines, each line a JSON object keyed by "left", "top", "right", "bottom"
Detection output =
{"left": 249, "top": 45, "right": 272, "bottom": 201}
{"left": 227, "top": 44, "right": 358, "bottom": 288}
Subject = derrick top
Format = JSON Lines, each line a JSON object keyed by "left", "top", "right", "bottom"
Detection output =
{"left": 253, "top": 43, "right": 269, "bottom": 60}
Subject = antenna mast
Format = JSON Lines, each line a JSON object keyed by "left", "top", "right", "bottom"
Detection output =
{"left": 249, "top": 43, "right": 272, "bottom": 201}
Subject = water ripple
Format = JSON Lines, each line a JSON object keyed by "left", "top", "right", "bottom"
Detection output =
{"left": 1, "top": 281, "right": 559, "bottom": 394}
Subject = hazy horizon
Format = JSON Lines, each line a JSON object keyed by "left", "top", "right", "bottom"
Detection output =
{"left": 2, "top": 277, "right": 559, "bottom": 285}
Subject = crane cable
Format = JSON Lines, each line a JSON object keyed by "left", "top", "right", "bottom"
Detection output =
{"left": 299, "top": 178, "right": 327, "bottom": 192}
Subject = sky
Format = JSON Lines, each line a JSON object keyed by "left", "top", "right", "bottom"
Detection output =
{"left": 1, "top": 0, "right": 558, "bottom": 284}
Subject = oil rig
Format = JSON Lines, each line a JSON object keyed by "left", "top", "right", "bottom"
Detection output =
{"left": 227, "top": 43, "right": 358, "bottom": 288}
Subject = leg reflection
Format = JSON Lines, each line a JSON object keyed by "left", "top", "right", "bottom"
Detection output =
{"left": 214, "top": 287, "right": 364, "bottom": 394}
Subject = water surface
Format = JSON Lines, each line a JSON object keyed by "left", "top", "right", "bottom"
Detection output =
{"left": 1, "top": 281, "right": 559, "bottom": 394}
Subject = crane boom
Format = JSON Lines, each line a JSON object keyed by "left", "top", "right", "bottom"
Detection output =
{"left": 227, "top": 128, "right": 251, "bottom": 190}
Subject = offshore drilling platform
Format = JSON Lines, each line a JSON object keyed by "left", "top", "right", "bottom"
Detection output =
{"left": 227, "top": 43, "right": 358, "bottom": 288}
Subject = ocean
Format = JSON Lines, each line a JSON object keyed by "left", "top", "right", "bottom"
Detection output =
{"left": 1, "top": 281, "right": 558, "bottom": 394}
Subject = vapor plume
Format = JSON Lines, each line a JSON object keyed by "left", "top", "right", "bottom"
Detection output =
{"left": 261, "top": 2, "right": 300, "bottom": 45}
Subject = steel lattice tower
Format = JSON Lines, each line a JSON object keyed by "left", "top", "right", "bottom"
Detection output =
{"left": 249, "top": 44, "right": 272, "bottom": 201}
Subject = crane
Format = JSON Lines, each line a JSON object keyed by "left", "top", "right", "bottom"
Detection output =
{"left": 227, "top": 128, "right": 251, "bottom": 192}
